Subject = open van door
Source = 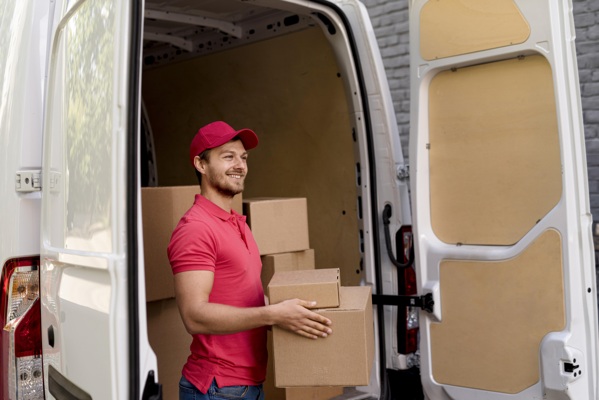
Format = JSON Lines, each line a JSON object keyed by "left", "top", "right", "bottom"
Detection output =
{"left": 39, "top": 0, "right": 159, "bottom": 398}
{"left": 410, "top": 0, "right": 599, "bottom": 399}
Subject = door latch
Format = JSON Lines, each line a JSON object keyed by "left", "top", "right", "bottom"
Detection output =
{"left": 564, "top": 360, "right": 580, "bottom": 375}
{"left": 372, "top": 293, "right": 434, "bottom": 313}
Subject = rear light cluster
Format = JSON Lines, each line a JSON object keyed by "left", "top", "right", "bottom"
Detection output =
{"left": 396, "top": 226, "right": 419, "bottom": 356}
{"left": 1, "top": 257, "right": 44, "bottom": 400}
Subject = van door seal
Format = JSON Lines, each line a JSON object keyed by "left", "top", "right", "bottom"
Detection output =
{"left": 127, "top": 0, "right": 144, "bottom": 399}
{"left": 382, "top": 204, "right": 413, "bottom": 268}
{"left": 309, "top": 1, "right": 389, "bottom": 397}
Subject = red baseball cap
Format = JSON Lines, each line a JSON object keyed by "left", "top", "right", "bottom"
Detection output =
{"left": 189, "top": 121, "right": 259, "bottom": 166}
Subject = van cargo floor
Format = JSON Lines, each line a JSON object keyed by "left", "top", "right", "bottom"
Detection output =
{"left": 331, "top": 388, "right": 377, "bottom": 400}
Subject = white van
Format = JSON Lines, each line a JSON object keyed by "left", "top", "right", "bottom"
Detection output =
{"left": 1, "top": 0, "right": 597, "bottom": 399}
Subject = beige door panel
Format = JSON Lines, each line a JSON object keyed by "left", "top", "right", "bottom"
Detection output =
{"left": 429, "top": 55, "right": 562, "bottom": 245}
{"left": 430, "top": 229, "right": 565, "bottom": 393}
{"left": 420, "top": 0, "right": 530, "bottom": 60}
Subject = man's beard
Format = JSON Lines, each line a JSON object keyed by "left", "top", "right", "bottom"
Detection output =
{"left": 206, "top": 170, "right": 244, "bottom": 198}
{"left": 216, "top": 184, "right": 242, "bottom": 198}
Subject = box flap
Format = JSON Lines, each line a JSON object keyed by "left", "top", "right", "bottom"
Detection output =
{"left": 268, "top": 268, "right": 340, "bottom": 308}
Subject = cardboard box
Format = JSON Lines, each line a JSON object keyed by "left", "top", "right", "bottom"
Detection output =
{"left": 264, "top": 332, "right": 344, "bottom": 400}
{"left": 148, "top": 305, "right": 343, "bottom": 400}
{"left": 146, "top": 298, "right": 190, "bottom": 400}
{"left": 268, "top": 268, "right": 340, "bottom": 309}
{"left": 272, "top": 286, "right": 374, "bottom": 387}
{"left": 243, "top": 198, "right": 309, "bottom": 255}
{"left": 261, "top": 249, "right": 315, "bottom": 290}
{"left": 142, "top": 186, "right": 242, "bottom": 301}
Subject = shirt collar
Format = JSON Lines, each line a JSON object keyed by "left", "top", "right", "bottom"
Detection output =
{"left": 195, "top": 194, "right": 246, "bottom": 222}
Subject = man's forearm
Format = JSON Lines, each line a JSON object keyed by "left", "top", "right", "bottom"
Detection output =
{"left": 179, "top": 298, "right": 333, "bottom": 339}
{"left": 179, "top": 300, "right": 272, "bottom": 335}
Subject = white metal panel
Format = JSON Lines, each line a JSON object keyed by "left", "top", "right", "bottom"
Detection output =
{"left": 409, "top": 0, "right": 599, "bottom": 399}
{"left": 40, "top": 0, "right": 157, "bottom": 399}
{"left": 0, "top": 0, "right": 47, "bottom": 263}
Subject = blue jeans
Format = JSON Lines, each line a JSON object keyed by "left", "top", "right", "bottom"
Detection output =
{"left": 179, "top": 375, "right": 264, "bottom": 400}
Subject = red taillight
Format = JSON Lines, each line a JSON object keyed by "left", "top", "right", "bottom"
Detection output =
{"left": 403, "top": 262, "right": 417, "bottom": 296}
{"left": 397, "top": 226, "right": 419, "bottom": 355}
{"left": 1, "top": 257, "right": 44, "bottom": 400}
{"left": 14, "top": 299, "right": 42, "bottom": 358}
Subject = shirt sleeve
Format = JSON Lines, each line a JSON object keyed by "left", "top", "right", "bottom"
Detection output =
{"left": 167, "top": 219, "right": 218, "bottom": 275}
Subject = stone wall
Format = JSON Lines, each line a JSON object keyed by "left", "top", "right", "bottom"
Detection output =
{"left": 574, "top": 1, "right": 599, "bottom": 216}
{"left": 361, "top": 0, "right": 411, "bottom": 159}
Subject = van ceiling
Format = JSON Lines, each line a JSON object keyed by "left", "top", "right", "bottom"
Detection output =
{"left": 143, "top": 0, "right": 317, "bottom": 68}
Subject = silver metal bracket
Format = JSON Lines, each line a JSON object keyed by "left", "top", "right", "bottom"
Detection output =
{"left": 16, "top": 170, "right": 42, "bottom": 192}
{"left": 396, "top": 164, "right": 410, "bottom": 180}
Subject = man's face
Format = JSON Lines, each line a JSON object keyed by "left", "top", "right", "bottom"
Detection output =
{"left": 200, "top": 140, "right": 248, "bottom": 197}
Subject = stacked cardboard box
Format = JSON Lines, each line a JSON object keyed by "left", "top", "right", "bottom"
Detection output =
{"left": 261, "top": 249, "right": 316, "bottom": 290}
{"left": 142, "top": 186, "right": 242, "bottom": 301}
{"left": 142, "top": 186, "right": 242, "bottom": 400}
{"left": 268, "top": 269, "right": 374, "bottom": 388}
{"left": 142, "top": 193, "right": 352, "bottom": 399}
{"left": 268, "top": 268, "right": 341, "bottom": 309}
{"left": 243, "top": 197, "right": 310, "bottom": 255}
{"left": 243, "top": 198, "right": 344, "bottom": 400}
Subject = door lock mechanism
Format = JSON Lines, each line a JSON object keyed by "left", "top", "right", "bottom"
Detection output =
{"left": 564, "top": 360, "right": 580, "bottom": 376}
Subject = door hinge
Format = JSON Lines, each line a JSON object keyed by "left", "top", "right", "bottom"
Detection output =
{"left": 372, "top": 293, "right": 434, "bottom": 313}
{"left": 16, "top": 170, "right": 42, "bottom": 192}
{"left": 396, "top": 164, "right": 409, "bottom": 180}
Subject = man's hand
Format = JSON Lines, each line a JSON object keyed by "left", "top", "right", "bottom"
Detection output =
{"left": 268, "top": 299, "right": 333, "bottom": 339}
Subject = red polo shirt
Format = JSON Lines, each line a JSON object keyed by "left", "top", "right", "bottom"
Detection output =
{"left": 167, "top": 194, "right": 266, "bottom": 393}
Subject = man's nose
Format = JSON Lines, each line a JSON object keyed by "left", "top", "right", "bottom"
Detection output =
{"left": 233, "top": 156, "right": 247, "bottom": 168}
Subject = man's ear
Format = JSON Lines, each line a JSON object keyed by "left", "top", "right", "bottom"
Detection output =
{"left": 194, "top": 156, "right": 205, "bottom": 173}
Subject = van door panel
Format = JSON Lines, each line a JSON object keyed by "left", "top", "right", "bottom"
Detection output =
{"left": 40, "top": 0, "right": 151, "bottom": 398}
{"left": 431, "top": 229, "right": 565, "bottom": 393}
{"left": 429, "top": 55, "right": 562, "bottom": 245}
{"left": 410, "top": 0, "right": 599, "bottom": 398}
{"left": 420, "top": 0, "right": 530, "bottom": 60}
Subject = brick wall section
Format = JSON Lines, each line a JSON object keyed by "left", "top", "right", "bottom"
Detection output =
{"left": 362, "top": 1, "right": 599, "bottom": 221}
{"left": 361, "top": 0, "right": 411, "bottom": 158}
{"left": 575, "top": 1, "right": 599, "bottom": 217}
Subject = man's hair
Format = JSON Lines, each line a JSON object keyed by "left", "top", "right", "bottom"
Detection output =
{"left": 194, "top": 136, "right": 242, "bottom": 186}
{"left": 194, "top": 148, "right": 211, "bottom": 186}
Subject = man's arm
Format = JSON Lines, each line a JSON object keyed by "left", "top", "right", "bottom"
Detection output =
{"left": 174, "top": 270, "right": 333, "bottom": 339}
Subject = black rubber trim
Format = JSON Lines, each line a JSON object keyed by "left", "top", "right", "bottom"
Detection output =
{"left": 142, "top": 370, "right": 162, "bottom": 400}
{"left": 307, "top": 1, "right": 387, "bottom": 397}
{"left": 48, "top": 365, "right": 92, "bottom": 400}
{"left": 127, "top": 0, "right": 143, "bottom": 399}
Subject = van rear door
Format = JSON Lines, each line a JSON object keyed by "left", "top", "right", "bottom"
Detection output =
{"left": 410, "top": 1, "right": 599, "bottom": 399}
{"left": 39, "top": 0, "right": 158, "bottom": 399}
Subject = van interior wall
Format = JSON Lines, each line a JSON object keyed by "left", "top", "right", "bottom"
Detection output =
{"left": 142, "top": 26, "right": 362, "bottom": 287}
